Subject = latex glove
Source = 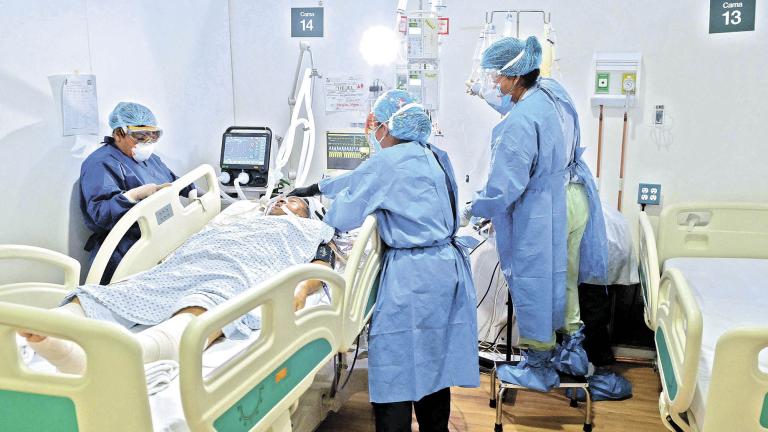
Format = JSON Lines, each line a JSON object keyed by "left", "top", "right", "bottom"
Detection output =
{"left": 125, "top": 183, "right": 162, "bottom": 202}
{"left": 286, "top": 183, "right": 320, "bottom": 198}
{"left": 459, "top": 202, "right": 473, "bottom": 227}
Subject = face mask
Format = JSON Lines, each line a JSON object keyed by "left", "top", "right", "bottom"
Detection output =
{"left": 368, "top": 125, "right": 383, "bottom": 153}
{"left": 132, "top": 143, "right": 155, "bottom": 162}
{"left": 482, "top": 85, "right": 514, "bottom": 115}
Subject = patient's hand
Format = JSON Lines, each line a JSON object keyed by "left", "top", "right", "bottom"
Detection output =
{"left": 18, "top": 331, "right": 46, "bottom": 343}
{"left": 293, "top": 278, "right": 324, "bottom": 311}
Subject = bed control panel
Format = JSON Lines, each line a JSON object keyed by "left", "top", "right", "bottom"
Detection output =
{"left": 155, "top": 204, "right": 174, "bottom": 225}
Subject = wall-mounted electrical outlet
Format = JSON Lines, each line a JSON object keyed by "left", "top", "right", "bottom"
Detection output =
{"left": 654, "top": 105, "right": 665, "bottom": 126}
{"left": 638, "top": 183, "right": 661, "bottom": 205}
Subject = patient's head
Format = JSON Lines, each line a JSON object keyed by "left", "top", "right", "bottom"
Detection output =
{"left": 267, "top": 196, "right": 310, "bottom": 218}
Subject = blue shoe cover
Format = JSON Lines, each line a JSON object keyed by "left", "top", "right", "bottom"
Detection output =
{"left": 497, "top": 349, "right": 560, "bottom": 392}
{"left": 553, "top": 326, "right": 589, "bottom": 376}
{"left": 565, "top": 369, "right": 633, "bottom": 401}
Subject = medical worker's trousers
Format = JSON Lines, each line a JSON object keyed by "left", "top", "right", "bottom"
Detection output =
{"left": 372, "top": 387, "right": 450, "bottom": 432}
{"left": 520, "top": 183, "right": 588, "bottom": 350}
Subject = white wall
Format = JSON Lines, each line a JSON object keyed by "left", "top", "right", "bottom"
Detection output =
{"left": 439, "top": 0, "right": 768, "bottom": 239}
{"left": 0, "top": 0, "right": 234, "bottom": 282}
{"left": 2, "top": 1, "right": 767, "bottom": 282}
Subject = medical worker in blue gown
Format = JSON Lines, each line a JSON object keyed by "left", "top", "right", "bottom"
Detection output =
{"left": 80, "top": 102, "right": 193, "bottom": 285}
{"left": 288, "top": 90, "right": 479, "bottom": 431}
{"left": 464, "top": 36, "right": 608, "bottom": 392}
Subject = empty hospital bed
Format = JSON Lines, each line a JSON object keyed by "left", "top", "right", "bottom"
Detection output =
{"left": 638, "top": 202, "right": 768, "bottom": 431}
{"left": 0, "top": 164, "right": 383, "bottom": 432}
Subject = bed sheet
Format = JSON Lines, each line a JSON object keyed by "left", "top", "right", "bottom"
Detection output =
{"left": 662, "top": 257, "right": 768, "bottom": 425}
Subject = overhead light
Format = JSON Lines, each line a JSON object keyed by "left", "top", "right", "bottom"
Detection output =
{"left": 359, "top": 25, "right": 400, "bottom": 66}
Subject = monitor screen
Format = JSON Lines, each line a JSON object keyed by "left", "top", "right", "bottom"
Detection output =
{"left": 222, "top": 135, "right": 268, "bottom": 167}
{"left": 326, "top": 132, "right": 370, "bottom": 170}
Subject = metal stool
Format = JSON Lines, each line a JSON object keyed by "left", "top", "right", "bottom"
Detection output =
{"left": 489, "top": 361, "right": 593, "bottom": 432}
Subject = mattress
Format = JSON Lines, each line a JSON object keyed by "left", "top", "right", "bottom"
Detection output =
{"left": 662, "top": 257, "right": 768, "bottom": 425}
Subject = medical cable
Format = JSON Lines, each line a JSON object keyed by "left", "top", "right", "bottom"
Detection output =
{"left": 476, "top": 262, "right": 500, "bottom": 308}
{"left": 484, "top": 267, "right": 507, "bottom": 343}
{"left": 339, "top": 334, "right": 362, "bottom": 391}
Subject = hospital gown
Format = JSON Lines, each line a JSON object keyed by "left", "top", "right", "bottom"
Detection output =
{"left": 66, "top": 215, "right": 334, "bottom": 339}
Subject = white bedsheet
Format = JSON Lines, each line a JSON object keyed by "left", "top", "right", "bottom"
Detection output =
{"left": 662, "top": 257, "right": 768, "bottom": 425}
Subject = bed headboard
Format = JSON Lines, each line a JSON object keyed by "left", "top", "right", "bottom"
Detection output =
{"left": 656, "top": 202, "right": 768, "bottom": 265}
{"left": 85, "top": 164, "right": 222, "bottom": 285}
{"left": 340, "top": 215, "right": 383, "bottom": 352}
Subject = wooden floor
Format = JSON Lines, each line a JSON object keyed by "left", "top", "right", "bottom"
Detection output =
{"left": 317, "top": 365, "right": 667, "bottom": 431}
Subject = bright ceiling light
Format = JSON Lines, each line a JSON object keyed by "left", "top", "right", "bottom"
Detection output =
{"left": 359, "top": 25, "right": 400, "bottom": 66}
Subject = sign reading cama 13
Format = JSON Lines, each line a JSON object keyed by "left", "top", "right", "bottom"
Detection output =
{"left": 709, "top": 0, "right": 756, "bottom": 33}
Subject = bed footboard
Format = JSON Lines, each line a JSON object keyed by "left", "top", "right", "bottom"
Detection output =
{"left": 178, "top": 264, "right": 346, "bottom": 432}
{"left": 0, "top": 302, "right": 151, "bottom": 432}
{"left": 655, "top": 268, "right": 702, "bottom": 431}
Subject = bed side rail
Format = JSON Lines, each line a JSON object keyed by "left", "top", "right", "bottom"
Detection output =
{"left": 703, "top": 327, "right": 768, "bottom": 431}
{"left": 341, "top": 215, "right": 382, "bottom": 351}
{"left": 638, "top": 211, "right": 661, "bottom": 330}
{"left": 86, "top": 164, "right": 221, "bottom": 285}
{"left": 654, "top": 268, "right": 702, "bottom": 427}
{"left": 0, "top": 302, "right": 151, "bottom": 432}
{"left": 179, "top": 264, "right": 346, "bottom": 432}
{"left": 657, "top": 202, "right": 768, "bottom": 264}
{"left": 0, "top": 245, "right": 78, "bottom": 307}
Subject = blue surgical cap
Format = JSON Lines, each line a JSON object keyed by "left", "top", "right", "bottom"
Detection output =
{"left": 372, "top": 89, "right": 432, "bottom": 143}
{"left": 108, "top": 102, "right": 158, "bottom": 130}
{"left": 481, "top": 36, "right": 542, "bottom": 77}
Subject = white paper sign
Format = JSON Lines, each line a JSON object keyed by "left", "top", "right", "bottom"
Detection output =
{"left": 62, "top": 74, "right": 98, "bottom": 136}
{"left": 324, "top": 75, "right": 366, "bottom": 112}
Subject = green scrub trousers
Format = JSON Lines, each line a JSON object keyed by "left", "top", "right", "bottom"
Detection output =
{"left": 519, "top": 183, "right": 588, "bottom": 350}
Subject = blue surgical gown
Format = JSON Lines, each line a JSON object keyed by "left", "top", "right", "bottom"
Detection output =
{"left": 79, "top": 141, "right": 190, "bottom": 284}
{"left": 319, "top": 142, "right": 480, "bottom": 403}
{"left": 472, "top": 81, "right": 570, "bottom": 344}
{"left": 539, "top": 79, "right": 608, "bottom": 284}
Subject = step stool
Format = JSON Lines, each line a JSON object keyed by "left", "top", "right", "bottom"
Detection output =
{"left": 489, "top": 361, "right": 593, "bottom": 432}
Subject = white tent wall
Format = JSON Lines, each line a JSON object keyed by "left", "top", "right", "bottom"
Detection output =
{"left": 2, "top": 1, "right": 767, "bottom": 282}
{"left": 0, "top": 0, "right": 234, "bottom": 283}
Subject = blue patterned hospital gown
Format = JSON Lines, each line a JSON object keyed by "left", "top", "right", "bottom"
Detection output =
{"left": 67, "top": 215, "right": 335, "bottom": 338}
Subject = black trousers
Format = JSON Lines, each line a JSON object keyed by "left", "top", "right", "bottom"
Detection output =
{"left": 372, "top": 387, "right": 451, "bottom": 432}
{"left": 578, "top": 284, "right": 615, "bottom": 366}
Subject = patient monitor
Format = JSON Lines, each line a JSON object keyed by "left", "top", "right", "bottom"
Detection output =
{"left": 218, "top": 126, "right": 272, "bottom": 188}
{"left": 325, "top": 130, "right": 370, "bottom": 174}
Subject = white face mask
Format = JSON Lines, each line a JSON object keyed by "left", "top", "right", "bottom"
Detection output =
{"left": 132, "top": 143, "right": 155, "bottom": 162}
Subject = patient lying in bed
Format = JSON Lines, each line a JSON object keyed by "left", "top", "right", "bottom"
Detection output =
{"left": 20, "top": 196, "right": 341, "bottom": 374}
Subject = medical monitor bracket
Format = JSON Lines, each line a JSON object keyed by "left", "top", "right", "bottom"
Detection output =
{"left": 219, "top": 126, "right": 272, "bottom": 187}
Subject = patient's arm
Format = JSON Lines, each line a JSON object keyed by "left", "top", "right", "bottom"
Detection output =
{"left": 293, "top": 242, "right": 337, "bottom": 311}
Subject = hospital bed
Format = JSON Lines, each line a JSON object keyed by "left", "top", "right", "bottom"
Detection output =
{"left": 0, "top": 164, "right": 383, "bottom": 432}
{"left": 638, "top": 202, "right": 768, "bottom": 431}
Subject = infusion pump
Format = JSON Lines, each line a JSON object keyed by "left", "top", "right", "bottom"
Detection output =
{"left": 218, "top": 126, "right": 272, "bottom": 187}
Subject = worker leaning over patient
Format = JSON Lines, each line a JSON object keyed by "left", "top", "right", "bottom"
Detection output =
{"left": 289, "top": 89, "right": 479, "bottom": 432}
{"left": 79, "top": 102, "right": 193, "bottom": 285}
